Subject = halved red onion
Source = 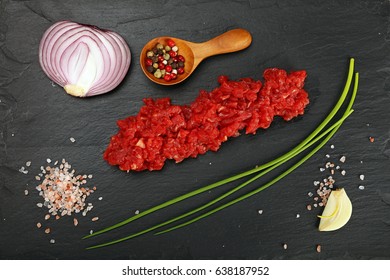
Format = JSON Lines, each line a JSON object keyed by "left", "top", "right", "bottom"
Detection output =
{"left": 39, "top": 21, "right": 131, "bottom": 97}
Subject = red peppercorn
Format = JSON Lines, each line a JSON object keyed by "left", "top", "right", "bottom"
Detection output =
{"left": 164, "top": 74, "right": 172, "bottom": 81}
{"left": 145, "top": 58, "right": 153, "bottom": 66}
{"left": 172, "top": 57, "right": 178, "bottom": 63}
{"left": 158, "top": 62, "right": 165, "bottom": 70}
{"left": 165, "top": 65, "right": 172, "bottom": 72}
{"left": 170, "top": 73, "right": 177, "bottom": 80}
{"left": 177, "top": 67, "right": 184, "bottom": 74}
{"left": 169, "top": 50, "right": 177, "bottom": 58}
{"left": 158, "top": 55, "right": 164, "bottom": 62}
{"left": 167, "top": 39, "right": 175, "bottom": 48}
{"left": 177, "top": 55, "right": 185, "bottom": 62}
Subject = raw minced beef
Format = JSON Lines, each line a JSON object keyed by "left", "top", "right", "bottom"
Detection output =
{"left": 104, "top": 68, "right": 309, "bottom": 171}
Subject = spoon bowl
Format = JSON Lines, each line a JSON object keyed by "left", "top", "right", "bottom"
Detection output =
{"left": 140, "top": 29, "right": 252, "bottom": 86}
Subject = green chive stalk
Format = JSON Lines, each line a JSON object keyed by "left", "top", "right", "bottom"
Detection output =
{"left": 85, "top": 59, "right": 357, "bottom": 249}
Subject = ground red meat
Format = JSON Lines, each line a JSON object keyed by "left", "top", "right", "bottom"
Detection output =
{"left": 104, "top": 68, "right": 309, "bottom": 171}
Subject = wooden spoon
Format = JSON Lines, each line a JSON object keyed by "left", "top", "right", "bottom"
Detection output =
{"left": 140, "top": 29, "right": 252, "bottom": 86}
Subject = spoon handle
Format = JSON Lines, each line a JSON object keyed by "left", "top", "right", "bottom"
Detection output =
{"left": 192, "top": 29, "right": 252, "bottom": 61}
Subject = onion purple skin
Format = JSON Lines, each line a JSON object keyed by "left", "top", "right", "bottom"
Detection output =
{"left": 39, "top": 20, "right": 131, "bottom": 98}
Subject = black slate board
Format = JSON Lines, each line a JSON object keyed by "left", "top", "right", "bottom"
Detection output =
{"left": 1, "top": 0, "right": 390, "bottom": 260}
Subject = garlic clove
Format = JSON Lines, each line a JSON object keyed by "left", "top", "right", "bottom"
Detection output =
{"left": 318, "top": 188, "right": 352, "bottom": 231}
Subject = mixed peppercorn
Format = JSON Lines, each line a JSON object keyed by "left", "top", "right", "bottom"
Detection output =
{"left": 145, "top": 39, "right": 185, "bottom": 81}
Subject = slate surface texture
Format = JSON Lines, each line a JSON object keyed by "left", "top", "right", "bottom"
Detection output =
{"left": 0, "top": 0, "right": 389, "bottom": 259}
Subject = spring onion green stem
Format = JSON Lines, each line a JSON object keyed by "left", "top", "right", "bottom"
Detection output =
{"left": 83, "top": 59, "right": 355, "bottom": 241}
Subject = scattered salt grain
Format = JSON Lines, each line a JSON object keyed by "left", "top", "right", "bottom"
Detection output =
{"left": 316, "top": 244, "right": 321, "bottom": 253}
{"left": 325, "top": 154, "right": 330, "bottom": 158}
{"left": 70, "top": 137, "right": 76, "bottom": 143}
{"left": 339, "top": 156, "right": 346, "bottom": 163}
{"left": 258, "top": 210, "right": 263, "bottom": 215}
{"left": 358, "top": 185, "right": 365, "bottom": 190}
{"left": 90, "top": 230, "right": 94, "bottom": 235}
{"left": 36, "top": 222, "right": 42, "bottom": 229}
{"left": 36, "top": 203, "right": 43, "bottom": 208}
{"left": 135, "top": 210, "right": 140, "bottom": 215}
{"left": 26, "top": 161, "right": 31, "bottom": 167}
{"left": 296, "top": 214, "right": 300, "bottom": 218}
{"left": 359, "top": 174, "right": 365, "bottom": 180}
{"left": 307, "top": 205, "right": 312, "bottom": 211}
{"left": 73, "top": 218, "right": 78, "bottom": 226}
{"left": 308, "top": 192, "right": 313, "bottom": 197}
{"left": 44, "top": 214, "right": 50, "bottom": 220}
{"left": 50, "top": 239, "right": 55, "bottom": 244}
{"left": 24, "top": 190, "right": 29, "bottom": 196}
{"left": 91, "top": 217, "right": 99, "bottom": 222}
{"left": 18, "top": 166, "right": 28, "bottom": 174}
{"left": 330, "top": 145, "right": 335, "bottom": 149}
{"left": 319, "top": 167, "right": 325, "bottom": 172}
{"left": 98, "top": 197, "right": 103, "bottom": 201}
{"left": 46, "top": 158, "right": 51, "bottom": 163}
{"left": 283, "top": 243, "right": 288, "bottom": 250}
{"left": 44, "top": 228, "right": 51, "bottom": 234}
{"left": 341, "top": 170, "right": 346, "bottom": 176}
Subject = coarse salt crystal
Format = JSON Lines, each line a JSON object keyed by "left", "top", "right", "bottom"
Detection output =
{"left": 98, "top": 197, "right": 103, "bottom": 201}
{"left": 46, "top": 158, "right": 51, "bottom": 163}
{"left": 358, "top": 185, "right": 365, "bottom": 190}
{"left": 341, "top": 170, "right": 346, "bottom": 176}
{"left": 319, "top": 167, "right": 325, "bottom": 172}
{"left": 24, "top": 190, "right": 29, "bottom": 196}
{"left": 258, "top": 210, "right": 263, "bottom": 215}
{"left": 70, "top": 137, "right": 76, "bottom": 143}
{"left": 296, "top": 214, "right": 300, "bottom": 218}
{"left": 92, "top": 217, "right": 99, "bottom": 222}
{"left": 359, "top": 174, "right": 365, "bottom": 180}
{"left": 283, "top": 243, "right": 288, "bottom": 250}
{"left": 50, "top": 239, "right": 55, "bottom": 244}
{"left": 340, "top": 156, "right": 346, "bottom": 163}
{"left": 330, "top": 145, "right": 335, "bottom": 149}
{"left": 135, "top": 210, "right": 140, "bottom": 215}
{"left": 26, "top": 161, "right": 31, "bottom": 167}
{"left": 325, "top": 154, "right": 330, "bottom": 158}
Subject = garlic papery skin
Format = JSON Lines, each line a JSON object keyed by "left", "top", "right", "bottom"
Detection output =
{"left": 39, "top": 21, "right": 131, "bottom": 98}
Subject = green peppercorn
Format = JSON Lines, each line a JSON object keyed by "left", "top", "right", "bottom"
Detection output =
{"left": 161, "top": 69, "right": 166, "bottom": 77}
{"left": 152, "top": 62, "right": 159, "bottom": 69}
{"left": 163, "top": 53, "right": 170, "bottom": 60}
{"left": 165, "top": 45, "right": 171, "bottom": 52}
{"left": 154, "top": 69, "right": 162, "bottom": 78}
{"left": 146, "top": 51, "right": 154, "bottom": 58}
{"left": 156, "top": 43, "right": 164, "bottom": 50}
{"left": 152, "top": 56, "right": 158, "bottom": 63}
